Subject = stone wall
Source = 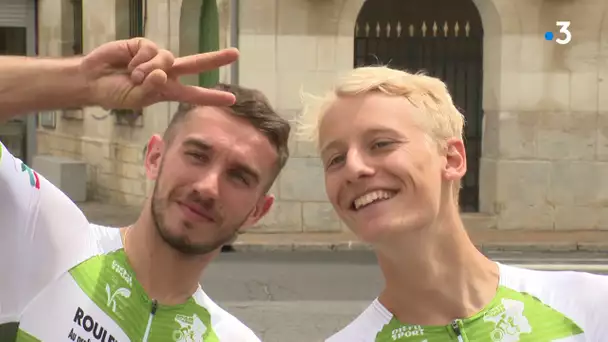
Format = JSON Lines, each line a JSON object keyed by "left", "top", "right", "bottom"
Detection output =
{"left": 36, "top": 0, "right": 608, "bottom": 232}
{"left": 36, "top": 0, "right": 232, "bottom": 208}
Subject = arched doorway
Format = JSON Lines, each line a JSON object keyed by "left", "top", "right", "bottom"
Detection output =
{"left": 354, "top": 0, "right": 484, "bottom": 212}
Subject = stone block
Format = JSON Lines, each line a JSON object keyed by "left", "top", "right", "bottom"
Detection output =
{"left": 279, "top": 157, "right": 327, "bottom": 201}
{"left": 277, "top": 35, "right": 317, "bottom": 71}
{"left": 597, "top": 208, "right": 608, "bottom": 230}
{"left": 596, "top": 112, "right": 608, "bottom": 161}
{"left": 238, "top": 34, "right": 277, "bottom": 72}
{"left": 518, "top": 72, "right": 543, "bottom": 111}
{"left": 81, "top": 140, "right": 106, "bottom": 165}
{"left": 113, "top": 144, "right": 142, "bottom": 164}
{"left": 554, "top": 206, "right": 598, "bottom": 230}
{"left": 239, "top": 70, "right": 278, "bottom": 108}
{"left": 496, "top": 203, "right": 554, "bottom": 230}
{"left": 277, "top": 0, "right": 308, "bottom": 35}
{"left": 599, "top": 67, "right": 608, "bottom": 111}
{"left": 334, "top": 37, "right": 355, "bottom": 72}
{"left": 316, "top": 36, "right": 337, "bottom": 71}
{"left": 548, "top": 161, "right": 600, "bottom": 206}
{"left": 277, "top": 70, "right": 309, "bottom": 110}
{"left": 478, "top": 158, "right": 498, "bottom": 214}
{"left": 303, "top": 202, "right": 341, "bottom": 232}
{"left": 495, "top": 160, "right": 551, "bottom": 205}
{"left": 497, "top": 111, "right": 538, "bottom": 159}
{"left": 536, "top": 111, "right": 596, "bottom": 160}
{"left": 481, "top": 111, "right": 499, "bottom": 159}
{"left": 295, "top": 140, "right": 319, "bottom": 158}
{"left": 120, "top": 163, "right": 146, "bottom": 180}
{"left": 267, "top": 178, "right": 280, "bottom": 198}
{"left": 33, "top": 155, "right": 88, "bottom": 202}
{"left": 239, "top": 0, "right": 276, "bottom": 35}
{"left": 254, "top": 200, "right": 303, "bottom": 232}
{"left": 570, "top": 72, "right": 599, "bottom": 112}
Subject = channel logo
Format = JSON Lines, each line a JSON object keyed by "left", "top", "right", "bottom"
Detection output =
{"left": 545, "top": 21, "right": 572, "bottom": 45}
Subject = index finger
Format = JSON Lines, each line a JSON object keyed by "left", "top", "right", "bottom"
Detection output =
{"left": 170, "top": 48, "right": 239, "bottom": 76}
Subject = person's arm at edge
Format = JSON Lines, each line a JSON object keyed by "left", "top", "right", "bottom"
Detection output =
{"left": 0, "top": 56, "right": 91, "bottom": 120}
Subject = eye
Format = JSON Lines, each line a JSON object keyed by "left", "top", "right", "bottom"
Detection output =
{"left": 371, "top": 140, "right": 393, "bottom": 149}
{"left": 186, "top": 151, "right": 209, "bottom": 163}
{"left": 229, "top": 170, "right": 250, "bottom": 186}
{"left": 326, "top": 154, "right": 346, "bottom": 168}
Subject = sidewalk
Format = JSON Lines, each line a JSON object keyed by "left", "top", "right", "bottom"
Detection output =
{"left": 79, "top": 201, "right": 608, "bottom": 253}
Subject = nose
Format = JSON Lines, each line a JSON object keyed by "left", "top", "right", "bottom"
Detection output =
{"left": 343, "top": 149, "right": 375, "bottom": 183}
{"left": 192, "top": 169, "right": 220, "bottom": 199}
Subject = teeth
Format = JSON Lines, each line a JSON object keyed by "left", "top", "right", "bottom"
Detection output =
{"left": 353, "top": 190, "right": 394, "bottom": 210}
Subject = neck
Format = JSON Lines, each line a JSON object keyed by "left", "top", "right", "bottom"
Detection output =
{"left": 122, "top": 201, "right": 218, "bottom": 305}
{"left": 376, "top": 203, "right": 499, "bottom": 326}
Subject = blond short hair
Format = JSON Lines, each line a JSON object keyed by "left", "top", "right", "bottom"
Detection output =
{"left": 298, "top": 66, "right": 465, "bottom": 149}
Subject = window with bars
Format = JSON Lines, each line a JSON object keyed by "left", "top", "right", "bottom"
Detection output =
{"left": 129, "top": 0, "right": 144, "bottom": 38}
{"left": 72, "top": 0, "right": 83, "bottom": 54}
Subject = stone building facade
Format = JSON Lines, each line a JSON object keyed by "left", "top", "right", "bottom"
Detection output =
{"left": 35, "top": 0, "right": 608, "bottom": 232}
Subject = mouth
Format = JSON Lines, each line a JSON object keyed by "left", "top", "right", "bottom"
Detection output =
{"left": 350, "top": 190, "right": 397, "bottom": 211}
{"left": 178, "top": 202, "right": 215, "bottom": 222}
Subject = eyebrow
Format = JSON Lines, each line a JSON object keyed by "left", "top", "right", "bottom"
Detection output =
{"left": 182, "top": 137, "right": 261, "bottom": 183}
{"left": 183, "top": 138, "right": 213, "bottom": 152}
{"left": 320, "top": 127, "right": 401, "bottom": 155}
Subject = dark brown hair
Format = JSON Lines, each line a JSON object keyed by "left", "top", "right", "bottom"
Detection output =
{"left": 163, "top": 83, "right": 291, "bottom": 186}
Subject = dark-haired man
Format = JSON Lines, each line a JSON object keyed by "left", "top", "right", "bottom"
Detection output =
{"left": 0, "top": 38, "right": 290, "bottom": 341}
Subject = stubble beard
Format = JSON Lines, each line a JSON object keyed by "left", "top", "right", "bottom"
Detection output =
{"left": 150, "top": 165, "right": 246, "bottom": 256}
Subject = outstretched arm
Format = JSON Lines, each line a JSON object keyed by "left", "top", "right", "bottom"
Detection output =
{"left": 0, "top": 56, "right": 91, "bottom": 120}
{"left": 0, "top": 38, "right": 239, "bottom": 122}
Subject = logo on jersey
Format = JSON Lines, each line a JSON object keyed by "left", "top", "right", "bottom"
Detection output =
{"left": 390, "top": 325, "right": 425, "bottom": 340}
{"left": 105, "top": 284, "right": 131, "bottom": 315}
{"left": 173, "top": 314, "right": 207, "bottom": 342}
{"left": 111, "top": 260, "right": 133, "bottom": 287}
{"left": 21, "top": 162, "right": 40, "bottom": 189}
{"left": 483, "top": 298, "right": 532, "bottom": 342}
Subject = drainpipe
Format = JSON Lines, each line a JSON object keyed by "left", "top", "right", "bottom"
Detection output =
{"left": 229, "top": 0, "right": 239, "bottom": 84}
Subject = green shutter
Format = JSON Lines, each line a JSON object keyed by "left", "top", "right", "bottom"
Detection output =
{"left": 198, "top": 0, "right": 220, "bottom": 88}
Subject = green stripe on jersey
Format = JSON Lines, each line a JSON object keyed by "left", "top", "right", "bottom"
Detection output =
{"left": 375, "top": 285, "right": 583, "bottom": 341}
{"left": 69, "top": 249, "right": 220, "bottom": 341}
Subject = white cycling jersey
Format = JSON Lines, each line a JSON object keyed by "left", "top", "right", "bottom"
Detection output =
{"left": 326, "top": 262, "right": 608, "bottom": 341}
{"left": 0, "top": 141, "right": 260, "bottom": 341}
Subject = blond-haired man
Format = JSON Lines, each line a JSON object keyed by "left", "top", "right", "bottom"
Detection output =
{"left": 299, "top": 66, "right": 608, "bottom": 341}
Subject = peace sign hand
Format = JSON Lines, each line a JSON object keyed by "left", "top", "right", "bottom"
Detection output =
{"left": 81, "top": 38, "right": 238, "bottom": 110}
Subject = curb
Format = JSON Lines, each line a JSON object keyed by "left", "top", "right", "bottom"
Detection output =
{"left": 230, "top": 240, "right": 372, "bottom": 252}
{"left": 228, "top": 241, "right": 608, "bottom": 253}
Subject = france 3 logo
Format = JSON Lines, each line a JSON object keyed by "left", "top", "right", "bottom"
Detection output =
{"left": 545, "top": 21, "right": 571, "bottom": 45}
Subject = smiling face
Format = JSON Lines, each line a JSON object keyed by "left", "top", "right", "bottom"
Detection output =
{"left": 145, "top": 106, "right": 278, "bottom": 255}
{"left": 319, "top": 92, "right": 465, "bottom": 244}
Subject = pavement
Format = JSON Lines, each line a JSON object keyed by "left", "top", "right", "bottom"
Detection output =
{"left": 79, "top": 201, "right": 608, "bottom": 253}
{"left": 203, "top": 250, "right": 608, "bottom": 342}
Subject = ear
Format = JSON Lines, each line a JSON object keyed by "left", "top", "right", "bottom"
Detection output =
{"left": 144, "top": 134, "right": 165, "bottom": 181}
{"left": 443, "top": 138, "right": 467, "bottom": 181}
{"left": 240, "top": 194, "right": 275, "bottom": 232}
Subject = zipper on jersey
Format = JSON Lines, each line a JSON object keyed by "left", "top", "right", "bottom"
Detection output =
{"left": 142, "top": 299, "right": 158, "bottom": 342}
{"left": 451, "top": 319, "right": 464, "bottom": 342}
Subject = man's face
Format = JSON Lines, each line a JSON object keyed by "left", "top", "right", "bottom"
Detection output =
{"left": 319, "top": 93, "right": 465, "bottom": 244}
{"left": 145, "top": 107, "right": 277, "bottom": 255}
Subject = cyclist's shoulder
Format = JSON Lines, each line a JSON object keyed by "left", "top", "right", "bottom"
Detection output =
{"left": 326, "top": 299, "right": 391, "bottom": 342}
{"left": 497, "top": 263, "right": 608, "bottom": 320}
{"left": 190, "top": 288, "right": 261, "bottom": 341}
{"left": 498, "top": 262, "right": 608, "bottom": 290}
{"left": 89, "top": 223, "right": 123, "bottom": 252}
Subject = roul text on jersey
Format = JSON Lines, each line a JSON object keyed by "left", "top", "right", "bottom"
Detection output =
{"left": 71, "top": 307, "right": 119, "bottom": 342}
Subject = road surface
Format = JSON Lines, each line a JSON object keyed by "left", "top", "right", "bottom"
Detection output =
{"left": 202, "top": 250, "right": 608, "bottom": 342}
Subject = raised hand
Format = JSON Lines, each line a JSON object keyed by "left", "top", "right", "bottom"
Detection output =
{"left": 81, "top": 38, "right": 239, "bottom": 110}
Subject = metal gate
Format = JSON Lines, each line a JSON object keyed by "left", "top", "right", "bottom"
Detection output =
{"left": 354, "top": 0, "right": 484, "bottom": 212}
